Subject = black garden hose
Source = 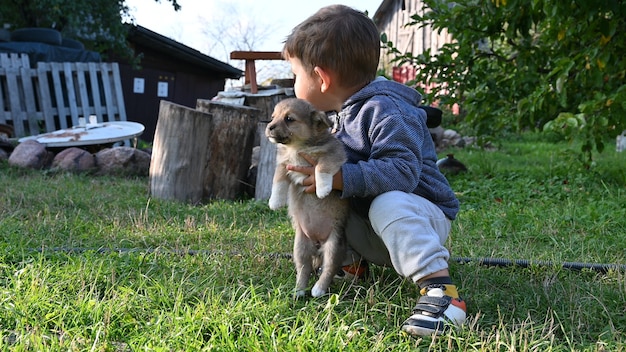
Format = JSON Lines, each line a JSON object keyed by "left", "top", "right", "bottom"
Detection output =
{"left": 452, "top": 257, "right": 626, "bottom": 274}
{"left": 14, "top": 247, "right": 626, "bottom": 274}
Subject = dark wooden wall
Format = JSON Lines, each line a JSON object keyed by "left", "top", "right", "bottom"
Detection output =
{"left": 117, "top": 44, "right": 228, "bottom": 143}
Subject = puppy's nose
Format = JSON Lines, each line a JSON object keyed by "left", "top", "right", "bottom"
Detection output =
{"left": 267, "top": 124, "right": 275, "bottom": 131}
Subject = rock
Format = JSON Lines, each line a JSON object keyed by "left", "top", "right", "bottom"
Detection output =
{"left": 442, "top": 129, "right": 460, "bottom": 140}
{"left": 95, "top": 146, "right": 151, "bottom": 176}
{"left": 429, "top": 126, "right": 445, "bottom": 146}
{"left": 8, "top": 140, "right": 54, "bottom": 169}
{"left": 51, "top": 147, "right": 96, "bottom": 173}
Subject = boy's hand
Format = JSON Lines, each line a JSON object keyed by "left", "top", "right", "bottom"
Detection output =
{"left": 287, "top": 153, "right": 317, "bottom": 194}
{"left": 286, "top": 153, "right": 343, "bottom": 194}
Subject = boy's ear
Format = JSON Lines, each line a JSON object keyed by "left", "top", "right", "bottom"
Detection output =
{"left": 314, "top": 66, "right": 332, "bottom": 93}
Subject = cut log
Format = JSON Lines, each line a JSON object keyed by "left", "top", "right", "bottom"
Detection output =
{"left": 149, "top": 101, "right": 212, "bottom": 203}
{"left": 255, "top": 121, "right": 277, "bottom": 200}
{"left": 195, "top": 99, "right": 260, "bottom": 200}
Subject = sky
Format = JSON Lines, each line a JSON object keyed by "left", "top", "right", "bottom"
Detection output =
{"left": 124, "top": 0, "right": 383, "bottom": 75}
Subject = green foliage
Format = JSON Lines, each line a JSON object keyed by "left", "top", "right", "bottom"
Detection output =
{"left": 0, "top": 0, "right": 180, "bottom": 61}
{"left": 381, "top": 0, "right": 626, "bottom": 164}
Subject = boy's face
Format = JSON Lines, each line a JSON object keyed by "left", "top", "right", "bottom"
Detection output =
{"left": 288, "top": 57, "right": 330, "bottom": 112}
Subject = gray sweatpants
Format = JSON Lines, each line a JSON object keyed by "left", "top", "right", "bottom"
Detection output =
{"left": 343, "top": 191, "right": 452, "bottom": 283}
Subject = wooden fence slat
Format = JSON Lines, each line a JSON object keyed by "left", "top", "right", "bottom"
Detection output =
{"left": 0, "top": 53, "right": 29, "bottom": 68}
{"left": 1, "top": 53, "right": 30, "bottom": 128}
{"left": 0, "top": 68, "right": 8, "bottom": 125}
{"left": 1, "top": 55, "right": 128, "bottom": 138}
{"left": 5, "top": 68, "right": 25, "bottom": 137}
{"left": 47, "top": 63, "right": 68, "bottom": 130}
{"left": 36, "top": 65, "right": 56, "bottom": 132}
{"left": 100, "top": 63, "right": 116, "bottom": 121}
{"left": 0, "top": 54, "right": 9, "bottom": 68}
{"left": 62, "top": 62, "right": 80, "bottom": 127}
{"left": 87, "top": 62, "right": 104, "bottom": 119}
{"left": 75, "top": 62, "right": 91, "bottom": 119}
{"left": 111, "top": 63, "right": 126, "bottom": 121}
{"left": 19, "top": 66, "right": 40, "bottom": 135}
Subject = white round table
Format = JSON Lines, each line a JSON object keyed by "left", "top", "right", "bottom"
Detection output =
{"left": 18, "top": 121, "right": 145, "bottom": 147}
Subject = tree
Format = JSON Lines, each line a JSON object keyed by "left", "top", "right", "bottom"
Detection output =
{"left": 382, "top": 0, "right": 625, "bottom": 164}
{"left": 197, "top": 2, "right": 289, "bottom": 89}
{"left": 0, "top": 0, "right": 181, "bottom": 61}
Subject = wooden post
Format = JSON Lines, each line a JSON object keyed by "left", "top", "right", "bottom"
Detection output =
{"left": 255, "top": 121, "right": 277, "bottom": 200}
{"left": 195, "top": 99, "right": 260, "bottom": 200}
{"left": 229, "top": 51, "right": 283, "bottom": 94}
{"left": 149, "top": 101, "right": 213, "bottom": 204}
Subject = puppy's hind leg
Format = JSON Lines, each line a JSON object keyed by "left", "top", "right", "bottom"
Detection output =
{"left": 293, "top": 227, "right": 316, "bottom": 298}
{"left": 311, "top": 230, "right": 344, "bottom": 297}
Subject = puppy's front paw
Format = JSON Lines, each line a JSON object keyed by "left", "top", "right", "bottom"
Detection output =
{"left": 311, "top": 283, "right": 328, "bottom": 298}
{"left": 294, "top": 289, "right": 307, "bottom": 299}
{"left": 315, "top": 172, "right": 333, "bottom": 198}
{"left": 268, "top": 193, "right": 287, "bottom": 210}
{"left": 268, "top": 182, "right": 289, "bottom": 209}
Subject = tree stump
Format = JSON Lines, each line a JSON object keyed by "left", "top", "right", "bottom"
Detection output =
{"left": 149, "top": 101, "right": 213, "bottom": 203}
{"left": 255, "top": 121, "right": 277, "bottom": 200}
{"left": 195, "top": 99, "right": 260, "bottom": 199}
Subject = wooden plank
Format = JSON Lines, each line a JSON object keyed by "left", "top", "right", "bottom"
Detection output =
{"left": 19, "top": 66, "right": 40, "bottom": 135}
{"left": 62, "top": 62, "right": 80, "bottom": 127}
{"left": 5, "top": 67, "right": 25, "bottom": 137}
{"left": 0, "top": 53, "right": 30, "bottom": 68}
{"left": 0, "top": 67, "right": 8, "bottom": 125}
{"left": 36, "top": 64, "right": 56, "bottom": 132}
{"left": 0, "top": 54, "right": 8, "bottom": 68}
{"left": 5, "top": 59, "right": 128, "bottom": 138}
{"left": 111, "top": 63, "right": 127, "bottom": 121}
{"left": 87, "top": 62, "right": 104, "bottom": 120}
{"left": 100, "top": 63, "right": 116, "bottom": 122}
{"left": 230, "top": 51, "right": 282, "bottom": 60}
{"left": 46, "top": 63, "right": 69, "bottom": 130}
{"left": 75, "top": 62, "right": 91, "bottom": 118}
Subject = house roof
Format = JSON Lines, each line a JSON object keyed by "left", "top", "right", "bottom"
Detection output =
{"left": 372, "top": 0, "right": 397, "bottom": 29}
{"left": 127, "top": 25, "right": 243, "bottom": 79}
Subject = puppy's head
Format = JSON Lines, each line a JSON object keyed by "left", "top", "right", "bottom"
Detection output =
{"left": 265, "top": 98, "right": 333, "bottom": 146}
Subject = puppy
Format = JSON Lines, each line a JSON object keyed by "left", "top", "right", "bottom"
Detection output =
{"left": 266, "top": 98, "right": 349, "bottom": 298}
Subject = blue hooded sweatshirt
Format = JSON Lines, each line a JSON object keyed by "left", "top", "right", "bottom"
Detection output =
{"left": 334, "top": 77, "right": 460, "bottom": 220}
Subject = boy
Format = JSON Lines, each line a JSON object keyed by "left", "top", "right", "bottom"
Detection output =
{"left": 281, "top": 5, "right": 466, "bottom": 336}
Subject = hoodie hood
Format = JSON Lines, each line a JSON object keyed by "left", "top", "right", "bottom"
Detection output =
{"left": 345, "top": 76, "right": 423, "bottom": 110}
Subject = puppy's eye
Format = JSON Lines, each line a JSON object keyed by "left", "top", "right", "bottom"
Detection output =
{"left": 285, "top": 115, "right": 295, "bottom": 123}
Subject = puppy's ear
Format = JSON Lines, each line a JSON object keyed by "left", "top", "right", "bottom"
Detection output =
{"left": 312, "top": 110, "right": 333, "bottom": 130}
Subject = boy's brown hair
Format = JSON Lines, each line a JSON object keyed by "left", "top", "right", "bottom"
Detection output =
{"left": 283, "top": 5, "right": 380, "bottom": 89}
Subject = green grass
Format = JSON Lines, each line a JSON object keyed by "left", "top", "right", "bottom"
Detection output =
{"left": 1, "top": 133, "right": 625, "bottom": 351}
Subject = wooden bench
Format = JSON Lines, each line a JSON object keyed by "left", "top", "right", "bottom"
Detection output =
{"left": 0, "top": 53, "right": 127, "bottom": 139}
{"left": 230, "top": 51, "right": 283, "bottom": 94}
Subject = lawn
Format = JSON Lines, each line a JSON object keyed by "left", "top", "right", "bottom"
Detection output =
{"left": 1, "top": 133, "right": 624, "bottom": 351}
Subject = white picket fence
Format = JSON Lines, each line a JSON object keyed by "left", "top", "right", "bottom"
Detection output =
{"left": 0, "top": 53, "right": 127, "bottom": 138}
